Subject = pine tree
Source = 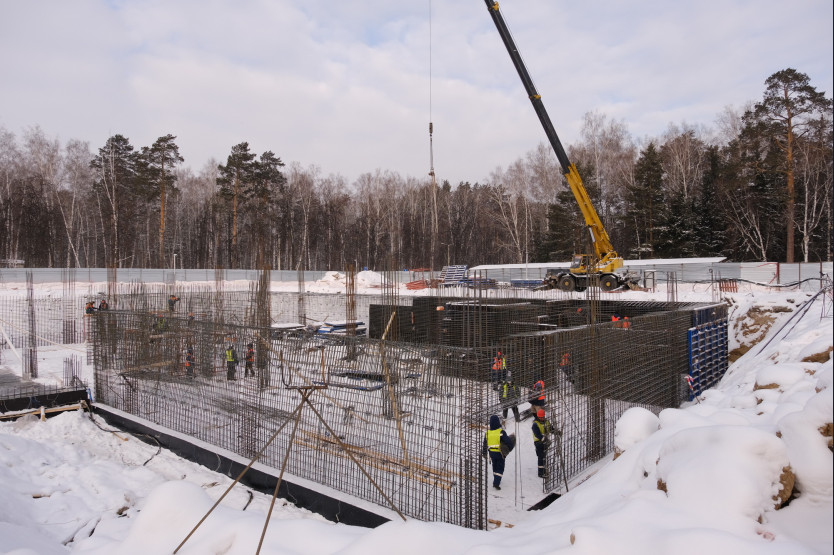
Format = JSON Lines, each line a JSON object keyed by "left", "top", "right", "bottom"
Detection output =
{"left": 625, "top": 142, "right": 664, "bottom": 258}
{"left": 654, "top": 191, "right": 695, "bottom": 258}
{"left": 90, "top": 134, "right": 138, "bottom": 267}
{"left": 720, "top": 121, "right": 786, "bottom": 261}
{"left": 138, "top": 134, "right": 183, "bottom": 267}
{"left": 752, "top": 68, "right": 833, "bottom": 262}
{"left": 693, "top": 146, "right": 727, "bottom": 256}
{"left": 250, "top": 151, "right": 286, "bottom": 267}
{"left": 217, "top": 142, "right": 257, "bottom": 268}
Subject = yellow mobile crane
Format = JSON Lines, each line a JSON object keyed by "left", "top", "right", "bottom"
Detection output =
{"left": 484, "top": 0, "right": 637, "bottom": 292}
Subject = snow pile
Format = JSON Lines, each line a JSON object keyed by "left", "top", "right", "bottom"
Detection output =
{"left": 316, "top": 270, "right": 386, "bottom": 289}
{"left": 0, "top": 288, "right": 831, "bottom": 554}
{"left": 275, "top": 270, "right": 389, "bottom": 295}
{"left": 77, "top": 481, "right": 363, "bottom": 555}
{"left": 0, "top": 412, "right": 329, "bottom": 554}
{"left": 613, "top": 407, "right": 659, "bottom": 455}
{"left": 515, "top": 292, "right": 832, "bottom": 554}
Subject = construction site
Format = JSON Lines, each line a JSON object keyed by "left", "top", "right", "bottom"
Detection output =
{"left": 0, "top": 267, "right": 728, "bottom": 530}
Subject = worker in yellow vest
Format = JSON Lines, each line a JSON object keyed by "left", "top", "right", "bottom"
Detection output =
{"left": 482, "top": 415, "right": 510, "bottom": 490}
{"left": 225, "top": 344, "right": 238, "bottom": 381}
{"left": 532, "top": 409, "right": 555, "bottom": 478}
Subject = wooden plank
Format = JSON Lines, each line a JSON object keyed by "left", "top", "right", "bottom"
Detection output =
{"left": 295, "top": 437, "right": 455, "bottom": 490}
{"left": 302, "top": 430, "right": 459, "bottom": 481}
{"left": 118, "top": 360, "right": 175, "bottom": 374}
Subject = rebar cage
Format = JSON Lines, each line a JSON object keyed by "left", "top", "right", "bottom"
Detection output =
{"left": 85, "top": 281, "right": 727, "bottom": 529}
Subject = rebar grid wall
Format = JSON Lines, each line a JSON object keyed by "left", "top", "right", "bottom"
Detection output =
{"left": 88, "top": 281, "right": 726, "bottom": 529}
{"left": 0, "top": 289, "right": 86, "bottom": 353}
{"left": 360, "top": 291, "right": 727, "bottom": 491}
{"left": 91, "top": 312, "right": 488, "bottom": 527}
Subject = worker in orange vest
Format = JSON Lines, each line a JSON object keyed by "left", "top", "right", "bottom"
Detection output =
{"left": 184, "top": 346, "right": 195, "bottom": 379}
{"left": 560, "top": 352, "right": 575, "bottom": 384}
{"left": 244, "top": 343, "right": 255, "bottom": 377}
{"left": 529, "top": 379, "right": 546, "bottom": 415}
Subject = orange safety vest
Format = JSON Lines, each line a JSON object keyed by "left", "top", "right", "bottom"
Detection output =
{"left": 613, "top": 315, "right": 631, "bottom": 329}
{"left": 532, "top": 380, "right": 545, "bottom": 401}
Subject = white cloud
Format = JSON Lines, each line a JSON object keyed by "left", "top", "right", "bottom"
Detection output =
{"left": 1, "top": 0, "right": 831, "bottom": 185}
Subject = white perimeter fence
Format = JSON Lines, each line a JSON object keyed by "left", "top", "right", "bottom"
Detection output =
{"left": 0, "top": 262, "right": 831, "bottom": 293}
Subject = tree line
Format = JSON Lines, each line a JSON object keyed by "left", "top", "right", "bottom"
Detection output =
{"left": 1, "top": 68, "right": 831, "bottom": 270}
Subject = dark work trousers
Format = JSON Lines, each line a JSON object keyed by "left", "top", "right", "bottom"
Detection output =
{"left": 503, "top": 404, "right": 520, "bottom": 420}
{"left": 535, "top": 441, "right": 547, "bottom": 477}
{"left": 226, "top": 362, "right": 236, "bottom": 380}
{"left": 489, "top": 450, "right": 505, "bottom": 487}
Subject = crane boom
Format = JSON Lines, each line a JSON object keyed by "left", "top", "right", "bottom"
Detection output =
{"left": 484, "top": 0, "right": 630, "bottom": 291}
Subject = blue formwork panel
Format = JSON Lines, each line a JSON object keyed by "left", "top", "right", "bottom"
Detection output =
{"left": 687, "top": 317, "right": 729, "bottom": 401}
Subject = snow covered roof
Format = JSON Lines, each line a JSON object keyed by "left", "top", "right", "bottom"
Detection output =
{"left": 622, "top": 257, "right": 727, "bottom": 266}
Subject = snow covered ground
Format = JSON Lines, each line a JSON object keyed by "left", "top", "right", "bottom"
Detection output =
{"left": 0, "top": 273, "right": 832, "bottom": 554}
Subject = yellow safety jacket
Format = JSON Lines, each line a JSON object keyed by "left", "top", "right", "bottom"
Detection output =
{"left": 486, "top": 428, "right": 502, "bottom": 452}
{"left": 225, "top": 348, "right": 236, "bottom": 362}
{"left": 534, "top": 420, "right": 552, "bottom": 442}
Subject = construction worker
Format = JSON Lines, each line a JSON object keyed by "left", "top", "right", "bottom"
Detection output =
{"left": 491, "top": 356, "right": 503, "bottom": 389}
{"left": 560, "top": 352, "right": 574, "bottom": 384}
{"left": 98, "top": 298, "right": 109, "bottom": 311}
{"left": 225, "top": 344, "right": 238, "bottom": 381}
{"left": 244, "top": 343, "right": 255, "bottom": 377}
{"left": 482, "top": 415, "right": 510, "bottom": 490}
{"left": 84, "top": 301, "right": 96, "bottom": 315}
{"left": 528, "top": 379, "right": 546, "bottom": 416}
{"left": 168, "top": 294, "right": 180, "bottom": 312}
{"left": 185, "top": 347, "right": 195, "bottom": 379}
{"left": 500, "top": 378, "right": 521, "bottom": 421}
{"left": 612, "top": 312, "right": 631, "bottom": 329}
{"left": 532, "top": 409, "right": 556, "bottom": 478}
{"left": 152, "top": 313, "right": 167, "bottom": 333}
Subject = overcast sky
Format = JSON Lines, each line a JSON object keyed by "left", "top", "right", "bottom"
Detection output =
{"left": 1, "top": 0, "right": 831, "bottom": 186}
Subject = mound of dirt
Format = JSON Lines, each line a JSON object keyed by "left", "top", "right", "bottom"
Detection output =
{"left": 729, "top": 305, "right": 792, "bottom": 363}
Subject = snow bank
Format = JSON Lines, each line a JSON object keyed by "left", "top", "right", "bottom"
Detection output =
{"left": 614, "top": 406, "right": 659, "bottom": 454}
{"left": 78, "top": 481, "right": 364, "bottom": 555}
{"left": 0, "top": 285, "right": 831, "bottom": 554}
